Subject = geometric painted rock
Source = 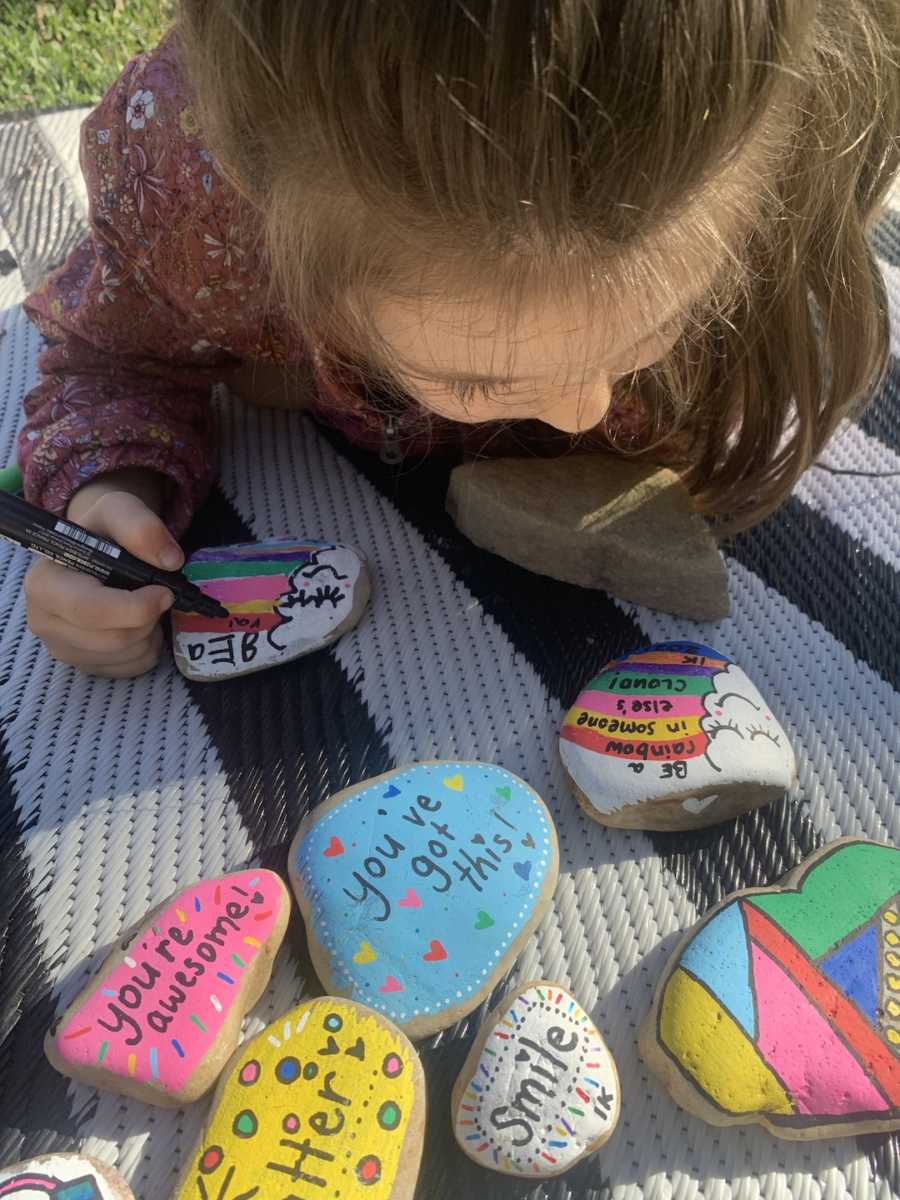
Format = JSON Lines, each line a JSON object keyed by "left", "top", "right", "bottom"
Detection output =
{"left": 446, "top": 455, "right": 730, "bottom": 620}
{"left": 173, "top": 998, "right": 425, "bottom": 1200}
{"left": 640, "top": 839, "right": 900, "bottom": 1138}
{"left": 172, "top": 538, "right": 370, "bottom": 681}
{"left": 45, "top": 870, "right": 291, "bottom": 1106}
{"left": 560, "top": 640, "right": 796, "bottom": 830}
{"left": 288, "top": 762, "right": 559, "bottom": 1039}
{"left": 451, "top": 981, "right": 620, "bottom": 1176}
{"left": 0, "top": 1155, "right": 134, "bottom": 1200}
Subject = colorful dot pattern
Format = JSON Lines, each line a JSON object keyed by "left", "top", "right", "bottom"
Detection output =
{"left": 176, "top": 999, "right": 418, "bottom": 1200}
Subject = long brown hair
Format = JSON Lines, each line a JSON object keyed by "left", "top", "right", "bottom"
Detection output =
{"left": 178, "top": 0, "right": 900, "bottom": 529}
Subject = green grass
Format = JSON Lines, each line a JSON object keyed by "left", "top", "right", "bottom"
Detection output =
{"left": 0, "top": 0, "right": 172, "bottom": 116}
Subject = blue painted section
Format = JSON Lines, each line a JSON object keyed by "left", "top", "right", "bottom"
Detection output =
{"left": 293, "top": 763, "right": 556, "bottom": 1028}
{"left": 679, "top": 901, "right": 756, "bottom": 1037}
{"left": 820, "top": 923, "right": 879, "bottom": 1022}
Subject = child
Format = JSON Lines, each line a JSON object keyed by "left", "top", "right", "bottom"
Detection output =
{"left": 20, "top": 1, "right": 900, "bottom": 676}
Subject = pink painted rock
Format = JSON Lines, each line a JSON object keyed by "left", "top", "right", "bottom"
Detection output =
{"left": 45, "top": 869, "right": 291, "bottom": 1106}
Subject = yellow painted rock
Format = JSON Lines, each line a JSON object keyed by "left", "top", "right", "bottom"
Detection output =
{"left": 174, "top": 998, "right": 425, "bottom": 1200}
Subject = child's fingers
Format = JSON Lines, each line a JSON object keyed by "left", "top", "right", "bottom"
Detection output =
{"left": 42, "top": 626, "right": 164, "bottom": 677}
{"left": 25, "top": 560, "right": 173, "bottom": 630}
{"left": 38, "top": 614, "right": 159, "bottom": 656}
{"left": 80, "top": 490, "right": 183, "bottom": 571}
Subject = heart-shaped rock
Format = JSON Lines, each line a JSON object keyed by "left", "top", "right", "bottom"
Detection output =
{"left": 172, "top": 538, "right": 370, "bottom": 681}
{"left": 45, "top": 870, "right": 290, "bottom": 1106}
{"left": 640, "top": 839, "right": 900, "bottom": 1138}
{"left": 0, "top": 1155, "right": 134, "bottom": 1200}
{"left": 173, "top": 998, "right": 425, "bottom": 1200}
{"left": 560, "top": 640, "right": 796, "bottom": 830}
{"left": 289, "top": 762, "right": 559, "bottom": 1038}
{"left": 452, "top": 980, "right": 620, "bottom": 1176}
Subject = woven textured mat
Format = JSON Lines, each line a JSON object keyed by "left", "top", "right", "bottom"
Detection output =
{"left": 1, "top": 108, "right": 900, "bottom": 1200}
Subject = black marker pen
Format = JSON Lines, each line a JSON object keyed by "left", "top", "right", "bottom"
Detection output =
{"left": 0, "top": 474, "right": 228, "bottom": 619}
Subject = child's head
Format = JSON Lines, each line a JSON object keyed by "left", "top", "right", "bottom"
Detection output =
{"left": 179, "top": 1, "right": 899, "bottom": 528}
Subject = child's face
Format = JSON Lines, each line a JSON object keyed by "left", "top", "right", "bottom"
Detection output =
{"left": 372, "top": 279, "right": 694, "bottom": 432}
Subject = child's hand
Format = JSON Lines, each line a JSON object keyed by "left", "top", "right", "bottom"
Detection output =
{"left": 24, "top": 471, "right": 183, "bottom": 677}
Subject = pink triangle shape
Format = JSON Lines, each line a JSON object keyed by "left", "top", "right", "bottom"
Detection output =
{"left": 751, "top": 941, "right": 889, "bottom": 1116}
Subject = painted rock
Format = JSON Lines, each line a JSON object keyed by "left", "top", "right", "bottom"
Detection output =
{"left": 451, "top": 981, "right": 620, "bottom": 1177}
{"left": 0, "top": 1155, "right": 133, "bottom": 1200}
{"left": 46, "top": 869, "right": 291, "bottom": 1106}
{"left": 172, "top": 538, "right": 370, "bottom": 681}
{"left": 289, "top": 762, "right": 559, "bottom": 1039}
{"left": 640, "top": 839, "right": 900, "bottom": 1139}
{"left": 173, "top": 998, "right": 425, "bottom": 1200}
{"left": 559, "top": 640, "right": 796, "bottom": 830}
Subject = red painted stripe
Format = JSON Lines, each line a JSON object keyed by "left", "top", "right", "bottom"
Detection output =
{"left": 174, "top": 613, "right": 282, "bottom": 634}
{"left": 560, "top": 725, "right": 709, "bottom": 760}
{"left": 576, "top": 1087, "right": 590, "bottom": 1104}
{"left": 742, "top": 901, "right": 900, "bottom": 1104}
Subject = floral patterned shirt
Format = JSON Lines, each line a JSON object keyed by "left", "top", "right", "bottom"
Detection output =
{"left": 20, "top": 35, "right": 643, "bottom": 535}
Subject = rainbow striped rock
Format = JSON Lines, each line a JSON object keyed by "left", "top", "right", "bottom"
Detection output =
{"left": 172, "top": 538, "right": 370, "bottom": 681}
{"left": 0, "top": 1155, "right": 133, "bottom": 1200}
{"left": 559, "top": 640, "right": 796, "bottom": 830}
{"left": 640, "top": 840, "right": 900, "bottom": 1139}
{"left": 452, "top": 981, "right": 620, "bottom": 1177}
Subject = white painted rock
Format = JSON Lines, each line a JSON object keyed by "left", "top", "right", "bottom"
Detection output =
{"left": 288, "top": 762, "right": 559, "bottom": 1039}
{"left": 0, "top": 1155, "right": 133, "bottom": 1200}
{"left": 172, "top": 537, "right": 370, "bottom": 681}
{"left": 45, "top": 869, "right": 291, "bottom": 1106}
{"left": 173, "top": 998, "right": 425, "bottom": 1200}
{"left": 560, "top": 640, "right": 796, "bottom": 830}
{"left": 452, "top": 981, "right": 620, "bottom": 1176}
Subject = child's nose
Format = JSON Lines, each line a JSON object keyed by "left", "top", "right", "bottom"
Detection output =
{"left": 541, "top": 377, "right": 613, "bottom": 434}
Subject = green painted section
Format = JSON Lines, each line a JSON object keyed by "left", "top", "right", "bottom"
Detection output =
{"left": 589, "top": 670, "right": 710, "bottom": 696}
{"left": 747, "top": 842, "right": 900, "bottom": 959}
{"left": 184, "top": 560, "right": 291, "bottom": 581}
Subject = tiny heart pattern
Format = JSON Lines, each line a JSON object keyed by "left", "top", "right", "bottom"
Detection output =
{"left": 353, "top": 941, "right": 377, "bottom": 965}
{"left": 383, "top": 784, "right": 401, "bottom": 799}
{"left": 323, "top": 836, "right": 344, "bottom": 858}
{"left": 291, "top": 762, "right": 558, "bottom": 1038}
{"left": 379, "top": 976, "right": 404, "bottom": 994}
{"left": 515, "top": 1048, "right": 530, "bottom": 1063}
{"left": 521, "top": 833, "right": 535, "bottom": 849}
{"left": 514, "top": 861, "right": 532, "bottom": 881}
{"left": 496, "top": 786, "right": 512, "bottom": 800}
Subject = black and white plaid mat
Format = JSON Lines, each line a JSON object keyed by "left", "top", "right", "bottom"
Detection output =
{"left": 1, "top": 108, "right": 900, "bottom": 1200}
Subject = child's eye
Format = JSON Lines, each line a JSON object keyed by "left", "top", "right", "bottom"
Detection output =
{"left": 448, "top": 380, "right": 508, "bottom": 405}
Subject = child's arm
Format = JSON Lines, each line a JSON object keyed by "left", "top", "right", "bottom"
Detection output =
{"left": 18, "top": 47, "right": 242, "bottom": 673}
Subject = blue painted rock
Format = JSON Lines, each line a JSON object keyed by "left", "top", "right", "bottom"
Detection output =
{"left": 560, "top": 640, "right": 796, "bottom": 830}
{"left": 640, "top": 839, "right": 900, "bottom": 1138}
{"left": 288, "top": 763, "right": 559, "bottom": 1038}
{"left": 451, "top": 981, "right": 620, "bottom": 1177}
{"left": 0, "top": 1155, "right": 133, "bottom": 1200}
{"left": 172, "top": 538, "right": 370, "bottom": 681}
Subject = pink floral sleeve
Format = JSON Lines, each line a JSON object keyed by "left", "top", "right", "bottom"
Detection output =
{"left": 19, "top": 43, "right": 245, "bottom": 535}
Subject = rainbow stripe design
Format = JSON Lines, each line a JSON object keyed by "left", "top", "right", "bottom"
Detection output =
{"left": 178, "top": 539, "right": 343, "bottom": 634}
{"left": 561, "top": 641, "right": 730, "bottom": 761}
{"left": 172, "top": 537, "right": 365, "bottom": 679}
{"left": 558, "top": 640, "right": 795, "bottom": 820}
{"left": 654, "top": 841, "right": 900, "bottom": 1130}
